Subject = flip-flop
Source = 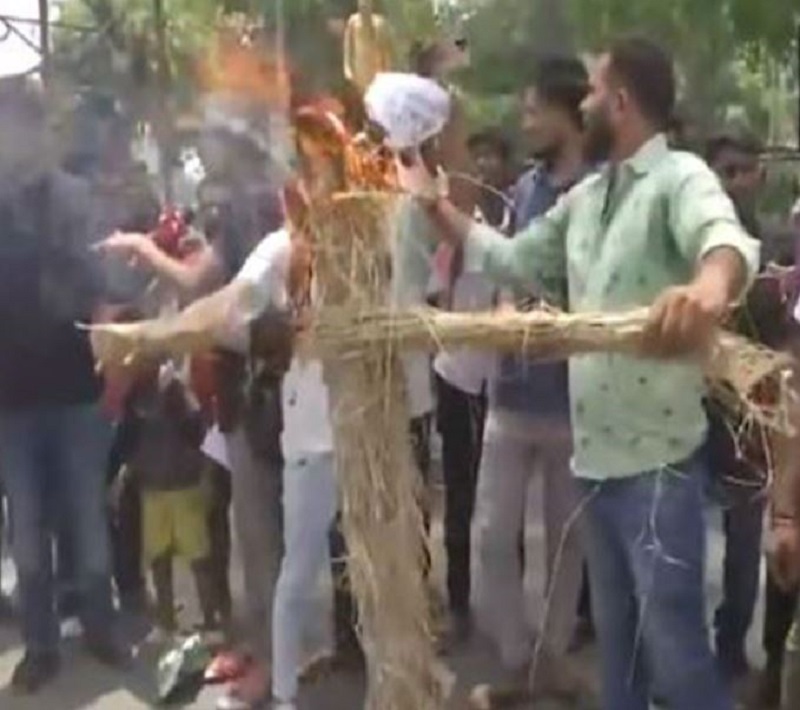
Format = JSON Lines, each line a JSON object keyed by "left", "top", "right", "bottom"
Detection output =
{"left": 205, "top": 650, "right": 253, "bottom": 685}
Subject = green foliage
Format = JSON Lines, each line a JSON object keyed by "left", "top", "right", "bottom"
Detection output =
{"left": 457, "top": 0, "right": 800, "bottom": 143}
{"left": 52, "top": 0, "right": 800, "bottom": 149}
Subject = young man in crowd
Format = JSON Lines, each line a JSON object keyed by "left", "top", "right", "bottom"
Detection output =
{"left": 412, "top": 37, "right": 758, "bottom": 710}
{"left": 469, "top": 57, "right": 592, "bottom": 707}
{"left": 0, "top": 76, "right": 128, "bottom": 694}
{"left": 467, "top": 129, "right": 516, "bottom": 229}
{"left": 705, "top": 132, "right": 798, "bottom": 701}
{"left": 430, "top": 129, "right": 513, "bottom": 642}
{"left": 67, "top": 92, "right": 162, "bottom": 616}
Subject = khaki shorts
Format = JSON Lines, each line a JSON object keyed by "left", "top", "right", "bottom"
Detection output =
{"left": 142, "top": 486, "right": 209, "bottom": 564}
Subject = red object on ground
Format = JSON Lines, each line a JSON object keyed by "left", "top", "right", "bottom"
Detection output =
{"left": 204, "top": 650, "right": 254, "bottom": 685}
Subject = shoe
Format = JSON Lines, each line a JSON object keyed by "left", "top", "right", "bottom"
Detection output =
{"left": 10, "top": 652, "right": 61, "bottom": 695}
{"left": 85, "top": 634, "right": 133, "bottom": 669}
{"left": 216, "top": 662, "right": 270, "bottom": 710}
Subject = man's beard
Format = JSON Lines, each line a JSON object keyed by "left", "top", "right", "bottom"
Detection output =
{"left": 584, "top": 108, "right": 614, "bottom": 163}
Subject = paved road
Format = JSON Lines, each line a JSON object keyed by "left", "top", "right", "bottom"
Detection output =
{"left": 0, "top": 480, "right": 764, "bottom": 709}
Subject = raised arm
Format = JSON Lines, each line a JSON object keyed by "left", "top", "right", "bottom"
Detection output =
{"left": 96, "top": 232, "right": 225, "bottom": 298}
{"left": 90, "top": 232, "right": 293, "bottom": 367}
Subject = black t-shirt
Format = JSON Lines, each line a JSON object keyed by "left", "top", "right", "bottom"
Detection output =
{"left": 0, "top": 171, "right": 105, "bottom": 409}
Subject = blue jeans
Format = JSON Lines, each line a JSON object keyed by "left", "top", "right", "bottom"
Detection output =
{"left": 0, "top": 404, "right": 116, "bottom": 655}
{"left": 579, "top": 455, "right": 733, "bottom": 710}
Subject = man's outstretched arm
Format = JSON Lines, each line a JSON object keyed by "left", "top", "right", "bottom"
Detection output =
{"left": 424, "top": 194, "right": 570, "bottom": 296}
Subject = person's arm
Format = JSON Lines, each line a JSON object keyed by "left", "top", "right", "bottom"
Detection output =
{"left": 96, "top": 232, "right": 225, "bottom": 298}
{"left": 90, "top": 232, "right": 293, "bottom": 368}
{"left": 670, "top": 163, "right": 759, "bottom": 291}
{"left": 177, "top": 230, "right": 292, "bottom": 351}
{"left": 643, "top": 161, "right": 760, "bottom": 356}
{"left": 426, "top": 191, "right": 570, "bottom": 297}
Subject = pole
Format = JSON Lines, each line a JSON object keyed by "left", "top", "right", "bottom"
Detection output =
{"left": 38, "top": 0, "right": 49, "bottom": 81}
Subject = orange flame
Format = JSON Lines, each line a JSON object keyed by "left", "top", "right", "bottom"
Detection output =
{"left": 292, "top": 101, "right": 397, "bottom": 192}
{"left": 197, "top": 20, "right": 290, "bottom": 109}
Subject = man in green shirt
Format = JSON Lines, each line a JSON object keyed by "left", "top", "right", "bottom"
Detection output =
{"left": 415, "top": 38, "right": 759, "bottom": 710}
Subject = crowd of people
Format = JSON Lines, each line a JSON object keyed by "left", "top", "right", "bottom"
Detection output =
{"left": 1, "top": 26, "right": 800, "bottom": 710}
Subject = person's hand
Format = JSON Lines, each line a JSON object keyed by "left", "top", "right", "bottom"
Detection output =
{"left": 642, "top": 282, "right": 728, "bottom": 358}
{"left": 396, "top": 150, "right": 447, "bottom": 204}
{"left": 768, "top": 519, "right": 800, "bottom": 592}
{"left": 94, "top": 232, "right": 153, "bottom": 264}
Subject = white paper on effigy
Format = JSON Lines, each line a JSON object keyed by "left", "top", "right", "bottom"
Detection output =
{"left": 364, "top": 72, "right": 451, "bottom": 150}
{"left": 201, "top": 425, "right": 230, "bottom": 470}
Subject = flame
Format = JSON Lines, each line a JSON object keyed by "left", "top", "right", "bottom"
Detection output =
{"left": 197, "top": 19, "right": 290, "bottom": 110}
{"left": 292, "top": 101, "right": 397, "bottom": 192}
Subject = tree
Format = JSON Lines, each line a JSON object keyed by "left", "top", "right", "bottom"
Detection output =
{"left": 458, "top": 0, "right": 800, "bottom": 141}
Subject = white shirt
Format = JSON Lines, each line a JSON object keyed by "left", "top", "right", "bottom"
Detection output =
{"left": 389, "top": 199, "right": 436, "bottom": 418}
{"left": 235, "top": 229, "right": 334, "bottom": 461}
{"left": 432, "top": 271, "right": 495, "bottom": 395}
{"left": 234, "top": 224, "right": 434, "bottom": 460}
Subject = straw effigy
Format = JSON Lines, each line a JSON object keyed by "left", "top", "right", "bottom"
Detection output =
{"left": 87, "top": 191, "right": 796, "bottom": 710}
{"left": 307, "top": 192, "right": 451, "bottom": 710}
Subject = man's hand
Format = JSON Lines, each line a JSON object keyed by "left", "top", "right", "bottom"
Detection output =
{"left": 643, "top": 246, "right": 748, "bottom": 357}
{"left": 768, "top": 519, "right": 800, "bottom": 592}
{"left": 642, "top": 282, "right": 728, "bottom": 357}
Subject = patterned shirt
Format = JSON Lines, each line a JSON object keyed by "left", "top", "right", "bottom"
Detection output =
{"left": 463, "top": 134, "right": 760, "bottom": 479}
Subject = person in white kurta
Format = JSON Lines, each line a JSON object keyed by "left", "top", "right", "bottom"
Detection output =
{"left": 232, "top": 228, "right": 335, "bottom": 710}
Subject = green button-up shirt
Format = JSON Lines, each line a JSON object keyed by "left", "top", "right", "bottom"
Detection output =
{"left": 465, "top": 134, "right": 760, "bottom": 479}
